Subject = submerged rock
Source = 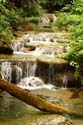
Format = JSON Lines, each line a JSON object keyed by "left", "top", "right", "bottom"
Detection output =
{"left": 19, "top": 45, "right": 36, "bottom": 52}
{"left": 31, "top": 115, "right": 72, "bottom": 125}
{"left": 48, "top": 117, "right": 72, "bottom": 125}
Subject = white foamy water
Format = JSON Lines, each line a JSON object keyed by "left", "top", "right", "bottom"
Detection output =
{"left": 13, "top": 51, "right": 55, "bottom": 58}
{"left": 1, "top": 62, "right": 12, "bottom": 82}
{"left": 18, "top": 76, "right": 56, "bottom": 90}
{"left": 18, "top": 84, "right": 56, "bottom": 90}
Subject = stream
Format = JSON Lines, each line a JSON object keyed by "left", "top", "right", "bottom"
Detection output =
{"left": 0, "top": 27, "right": 83, "bottom": 124}
{"left": 0, "top": 88, "right": 83, "bottom": 125}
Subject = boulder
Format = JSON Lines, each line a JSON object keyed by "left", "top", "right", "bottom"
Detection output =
{"left": 24, "top": 44, "right": 36, "bottom": 51}
{"left": 0, "top": 46, "right": 13, "bottom": 54}
{"left": 19, "top": 45, "right": 36, "bottom": 52}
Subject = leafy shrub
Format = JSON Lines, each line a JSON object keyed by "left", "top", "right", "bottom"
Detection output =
{"left": 0, "top": 30, "right": 13, "bottom": 47}
{"left": 53, "top": 1, "right": 83, "bottom": 83}
{"left": 70, "top": 0, "right": 83, "bottom": 14}
{"left": 25, "top": 16, "right": 40, "bottom": 24}
{"left": 63, "top": 0, "right": 83, "bottom": 14}
{"left": 0, "top": 3, "right": 22, "bottom": 46}
{"left": 55, "top": 13, "right": 83, "bottom": 69}
{"left": 53, "top": 13, "right": 68, "bottom": 30}
{"left": 53, "top": 13, "right": 83, "bottom": 31}
{"left": 40, "top": 0, "right": 73, "bottom": 12}
{"left": 7, "top": 8, "right": 23, "bottom": 30}
{"left": 39, "top": 0, "right": 47, "bottom": 9}
{"left": 0, "top": 15, "right": 11, "bottom": 32}
{"left": 68, "top": 21, "right": 83, "bottom": 40}
{"left": 0, "top": 0, "right": 41, "bottom": 46}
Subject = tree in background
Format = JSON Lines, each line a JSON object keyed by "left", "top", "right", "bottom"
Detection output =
{"left": 0, "top": 0, "right": 41, "bottom": 47}
{"left": 39, "top": 0, "right": 73, "bottom": 12}
{"left": 9, "top": 0, "right": 41, "bottom": 16}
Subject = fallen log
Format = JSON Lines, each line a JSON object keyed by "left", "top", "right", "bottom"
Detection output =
{"left": 0, "top": 78, "right": 75, "bottom": 114}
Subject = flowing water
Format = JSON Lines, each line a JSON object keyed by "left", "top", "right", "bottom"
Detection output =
{"left": 0, "top": 32, "right": 83, "bottom": 124}
{"left": 0, "top": 88, "right": 83, "bottom": 125}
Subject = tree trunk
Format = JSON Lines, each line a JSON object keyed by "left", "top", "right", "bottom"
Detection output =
{"left": 0, "top": 78, "right": 74, "bottom": 114}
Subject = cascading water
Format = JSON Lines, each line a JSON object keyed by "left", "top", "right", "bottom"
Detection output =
{"left": 0, "top": 61, "right": 37, "bottom": 84}
{"left": 62, "top": 71, "right": 68, "bottom": 88}
{"left": 14, "top": 65, "right": 22, "bottom": 83}
{"left": 0, "top": 32, "right": 78, "bottom": 88}
{"left": 48, "top": 64, "right": 55, "bottom": 84}
{"left": 1, "top": 61, "right": 12, "bottom": 82}
{"left": 0, "top": 59, "right": 78, "bottom": 88}
{"left": 26, "top": 63, "right": 37, "bottom": 77}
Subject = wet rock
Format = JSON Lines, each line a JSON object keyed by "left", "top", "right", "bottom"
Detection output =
{"left": 0, "top": 46, "right": 13, "bottom": 54}
{"left": 19, "top": 46, "right": 36, "bottom": 52}
{"left": 47, "top": 116, "right": 72, "bottom": 125}
{"left": 55, "top": 71, "right": 82, "bottom": 88}
{"left": 18, "top": 22, "right": 35, "bottom": 31}
{"left": 0, "top": 71, "right": 3, "bottom": 78}
{"left": 24, "top": 44, "right": 36, "bottom": 51}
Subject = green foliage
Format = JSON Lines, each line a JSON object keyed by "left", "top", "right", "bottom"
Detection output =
{"left": 53, "top": 13, "right": 69, "bottom": 30}
{"left": 68, "top": 20, "right": 83, "bottom": 40}
{"left": 0, "top": 30, "right": 13, "bottom": 47}
{"left": 0, "top": 0, "right": 42, "bottom": 47}
{"left": 39, "top": 0, "right": 72, "bottom": 12}
{"left": 65, "top": 40, "right": 83, "bottom": 62}
{"left": 0, "top": 0, "right": 7, "bottom": 4}
{"left": 0, "top": 14, "right": 11, "bottom": 32}
{"left": 0, "top": 3, "right": 23, "bottom": 46}
{"left": 53, "top": 0, "right": 83, "bottom": 82}
{"left": 25, "top": 16, "right": 40, "bottom": 24}
{"left": 71, "top": 0, "right": 83, "bottom": 14}
{"left": 11, "top": 0, "right": 41, "bottom": 17}
{"left": 26, "top": 4, "right": 41, "bottom": 17}
{"left": 39, "top": 0, "right": 47, "bottom": 9}
{"left": 7, "top": 8, "right": 22, "bottom": 30}
{"left": 63, "top": 0, "right": 83, "bottom": 14}
{"left": 53, "top": 12, "right": 83, "bottom": 33}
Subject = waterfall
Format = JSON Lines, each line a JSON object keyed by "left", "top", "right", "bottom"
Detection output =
{"left": 15, "top": 65, "right": 22, "bottom": 83}
{"left": 0, "top": 61, "right": 37, "bottom": 84}
{"left": 1, "top": 61, "right": 12, "bottom": 82}
{"left": 48, "top": 64, "right": 55, "bottom": 84}
{"left": 26, "top": 63, "right": 37, "bottom": 77}
{"left": 62, "top": 71, "right": 68, "bottom": 88}
{"left": 0, "top": 59, "right": 77, "bottom": 88}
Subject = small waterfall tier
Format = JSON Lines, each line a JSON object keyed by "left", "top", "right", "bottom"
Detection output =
{"left": 18, "top": 76, "right": 55, "bottom": 90}
{"left": 0, "top": 60, "right": 37, "bottom": 84}
{"left": 0, "top": 59, "right": 81, "bottom": 88}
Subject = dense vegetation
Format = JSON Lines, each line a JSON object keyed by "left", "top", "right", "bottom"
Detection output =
{"left": 39, "top": 0, "right": 73, "bottom": 12}
{"left": 53, "top": 0, "right": 83, "bottom": 82}
{"left": 0, "top": 0, "right": 41, "bottom": 47}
